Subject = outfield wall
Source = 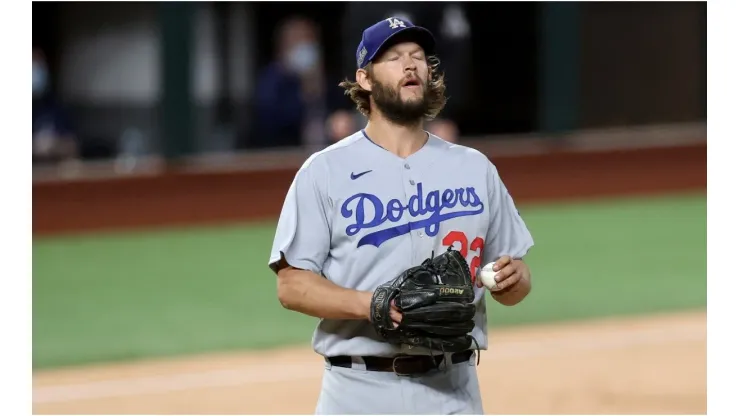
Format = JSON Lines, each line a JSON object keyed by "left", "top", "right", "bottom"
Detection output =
{"left": 33, "top": 139, "right": 706, "bottom": 236}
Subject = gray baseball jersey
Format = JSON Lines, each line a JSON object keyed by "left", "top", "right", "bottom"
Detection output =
{"left": 269, "top": 130, "right": 534, "bottom": 358}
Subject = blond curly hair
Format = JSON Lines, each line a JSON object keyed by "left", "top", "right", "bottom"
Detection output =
{"left": 338, "top": 56, "right": 447, "bottom": 120}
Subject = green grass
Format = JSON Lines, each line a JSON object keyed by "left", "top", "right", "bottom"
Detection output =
{"left": 486, "top": 193, "right": 707, "bottom": 326}
{"left": 32, "top": 192, "right": 706, "bottom": 369}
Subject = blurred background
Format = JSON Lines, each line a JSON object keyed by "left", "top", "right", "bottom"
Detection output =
{"left": 32, "top": 1, "right": 707, "bottom": 415}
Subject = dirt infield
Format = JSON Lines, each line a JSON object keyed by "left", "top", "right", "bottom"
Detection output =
{"left": 33, "top": 310, "right": 706, "bottom": 415}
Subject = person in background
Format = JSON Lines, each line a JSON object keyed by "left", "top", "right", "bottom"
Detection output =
{"left": 32, "top": 47, "right": 78, "bottom": 164}
{"left": 427, "top": 118, "right": 459, "bottom": 143}
{"left": 325, "top": 109, "right": 358, "bottom": 144}
{"left": 250, "top": 16, "right": 328, "bottom": 151}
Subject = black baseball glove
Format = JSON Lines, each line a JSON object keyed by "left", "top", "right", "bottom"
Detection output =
{"left": 370, "top": 247, "right": 478, "bottom": 353}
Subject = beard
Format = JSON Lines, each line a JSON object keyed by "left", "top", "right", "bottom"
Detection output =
{"left": 370, "top": 77, "right": 431, "bottom": 127}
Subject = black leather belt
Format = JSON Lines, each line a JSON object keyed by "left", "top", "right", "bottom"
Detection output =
{"left": 327, "top": 350, "right": 474, "bottom": 376}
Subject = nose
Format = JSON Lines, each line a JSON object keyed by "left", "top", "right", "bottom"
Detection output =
{"left": 403, "top": 55, "right": 417, "bottom": 73}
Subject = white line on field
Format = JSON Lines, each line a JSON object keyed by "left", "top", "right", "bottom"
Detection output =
{"left": 33, "top": 321, "right": 705, "bottom": 404}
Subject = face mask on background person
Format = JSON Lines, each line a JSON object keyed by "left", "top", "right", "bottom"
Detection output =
{"left": 33, "top": 61, "right": 48, "bottom": 96}
{"left": 286, "top": 42, "right": 319, "bottom": 75}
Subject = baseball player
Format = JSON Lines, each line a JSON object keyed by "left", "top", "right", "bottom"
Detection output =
{"left": 269, "top": 17, "right": 534, "bottom": 415}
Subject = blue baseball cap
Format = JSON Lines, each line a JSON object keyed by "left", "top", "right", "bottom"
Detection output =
{"left": 355, "top": 17, "right": 436, "bottom": 69}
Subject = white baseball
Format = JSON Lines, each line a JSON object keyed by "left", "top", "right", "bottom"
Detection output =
{"left": 478, "top": 262, "right": 501, "bottom": 291}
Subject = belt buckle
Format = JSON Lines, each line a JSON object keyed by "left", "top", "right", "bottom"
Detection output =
{"left": 391, "top": 355, "right": 429, "bottom": 377}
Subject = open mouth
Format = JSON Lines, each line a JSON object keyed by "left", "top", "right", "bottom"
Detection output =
{"left": 402, "top": 79, "right": 421, "bottom": 88}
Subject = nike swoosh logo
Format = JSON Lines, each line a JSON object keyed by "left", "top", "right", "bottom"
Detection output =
{"left": 350, "top": 170, "right": 373, "bottom": 180}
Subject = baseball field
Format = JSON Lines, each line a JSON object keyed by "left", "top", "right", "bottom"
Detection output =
{"left": 32, "top": 191, "right": 707, "bottom": 414}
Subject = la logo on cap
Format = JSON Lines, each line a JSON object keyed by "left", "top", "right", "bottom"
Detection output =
{"left": 386, "top": 17, "right": 407, "bottom": 29}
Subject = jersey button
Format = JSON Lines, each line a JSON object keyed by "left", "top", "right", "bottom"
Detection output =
{"left": 409, "top": 179, "right": 415, "bottom": 185}
{"left": 404, "top": 163, "right": 411, "bottom": 169}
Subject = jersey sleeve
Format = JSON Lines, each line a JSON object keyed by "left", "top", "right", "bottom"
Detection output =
{"left": 483, "top": 161, "right": 534, "bottom": 264}
{"left": 268, "top": 156, "right": 332, "bottom": 275}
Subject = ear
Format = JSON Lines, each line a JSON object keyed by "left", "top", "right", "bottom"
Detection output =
{"left": 356, "top": 68, "right": 372, "bottom": 92}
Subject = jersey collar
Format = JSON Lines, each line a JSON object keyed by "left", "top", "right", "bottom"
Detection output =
{"left": 361, "top": 129, "right": 446, "bottom": 166}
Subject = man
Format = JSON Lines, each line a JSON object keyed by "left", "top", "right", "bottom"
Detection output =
{"left": 327, "top": 2, "right": 473, "bottom": 143}
{"left": 269, "top": 17, "right": 534, "bottom": 414}
{"left": 32, "top": 47, "right": 78, "bottom": 165}
{"left": 325, "top": 109, "right": 358, "bottom": 144}
{"left": 250, "top": 16, "right": 328, "bottom": 150}
{"left": 337, "top": 3, "right": 472, "bottom": 120}
{"left": 427, "top": 118, "right": 460, "bottom": 143}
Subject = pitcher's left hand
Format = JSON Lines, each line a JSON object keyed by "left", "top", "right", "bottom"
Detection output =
{"left": 476, "top": 255, "right": 531, "bottom": 293}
